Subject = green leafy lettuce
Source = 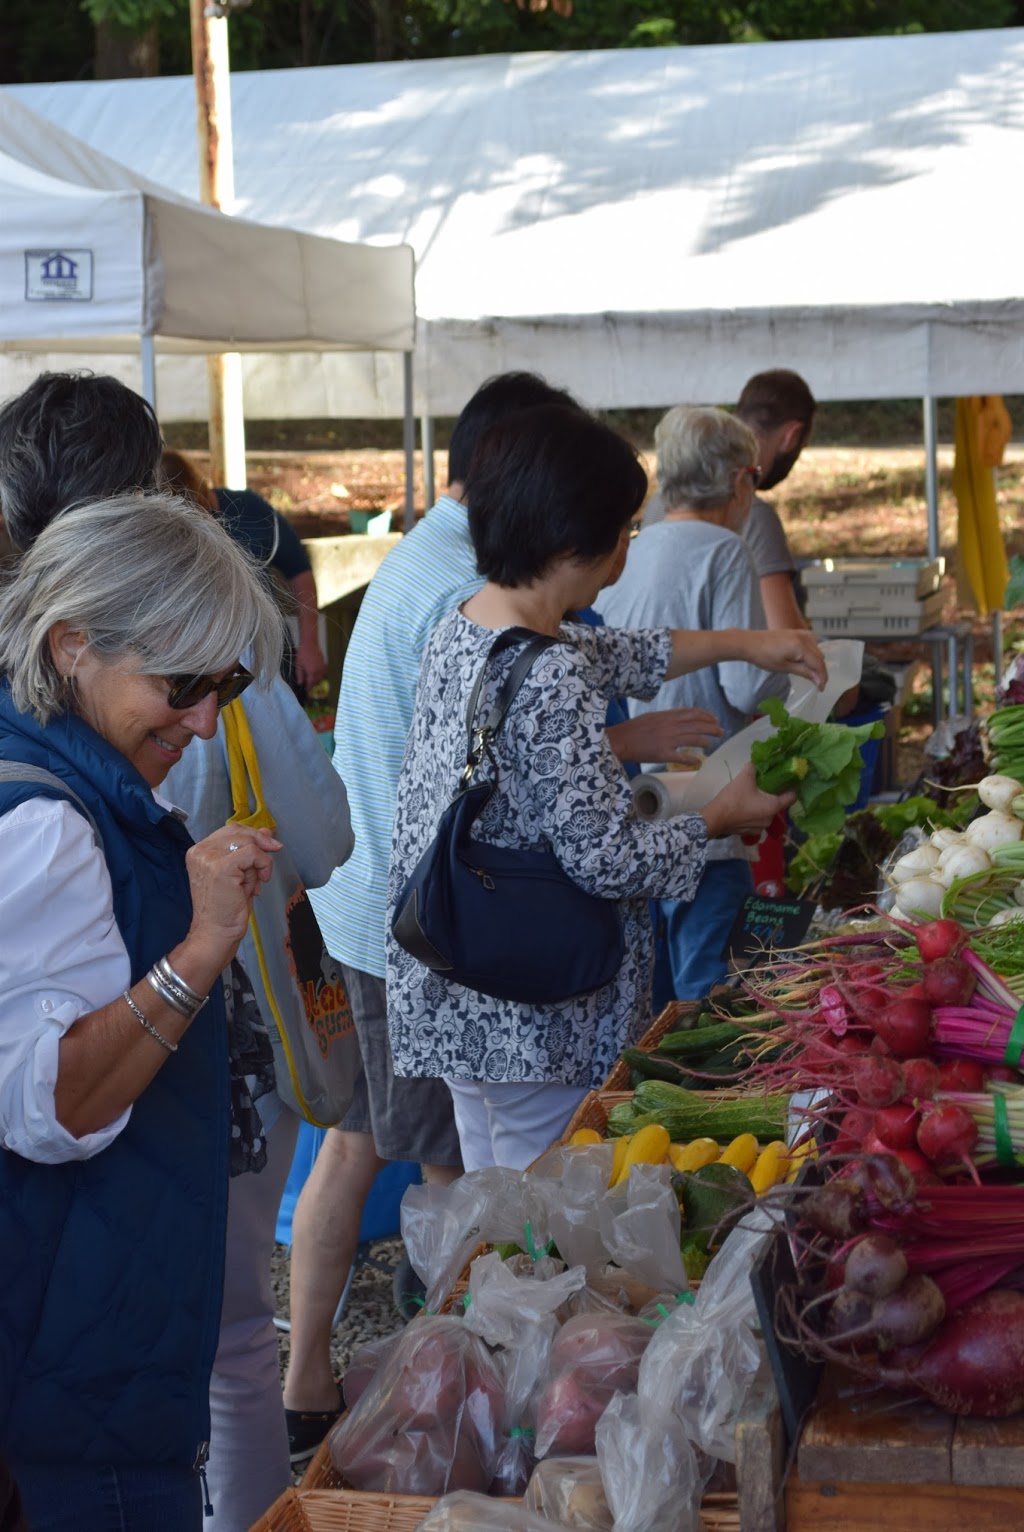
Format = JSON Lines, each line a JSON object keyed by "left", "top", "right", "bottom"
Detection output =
{"left": 751, "top": 698, "right": 885, "bottom": 837}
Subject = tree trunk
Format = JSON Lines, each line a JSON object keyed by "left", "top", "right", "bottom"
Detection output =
{"left": 371, "top": 0, "right": 397, "bottom": 60}
{"left": 300, "top": 0, "right": 316, "bottom": 66}
{"left": 94, "top": 18, "right": 160, "bottom": 78}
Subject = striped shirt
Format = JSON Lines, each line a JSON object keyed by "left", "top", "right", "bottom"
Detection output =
{"left": 310, "top": 496, "right": 483, "bottom": 976}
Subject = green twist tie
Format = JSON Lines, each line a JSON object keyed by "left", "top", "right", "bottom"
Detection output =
{"left": 509, "top": 1427, "right": 535, "bottom": 1439}
{"left": 993, "top": 1093, "right": 1016, "bottom": 1169}
{"left": 404, "top": 1297, "right": 435, "bottom": 1316}
{"left": 679, "top": 1291, "right": 696, "bottom": 1305}
{"left": 1004, "top": 1005, "right": 1024, "bottom": 1070}
{"left": 523, "top": 1221, "right": 553, "bottom": 1263}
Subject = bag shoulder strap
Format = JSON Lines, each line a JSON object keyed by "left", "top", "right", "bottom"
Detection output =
{"left": 0, "top": 761, "right": 104, "bottom": 849}
{"left": 222, "top": 698, "right": 277, "bottom": 833}
{"left": 462, "top": 626, "right": 558, "bottom": 782}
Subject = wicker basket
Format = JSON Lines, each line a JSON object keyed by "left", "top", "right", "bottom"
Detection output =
{"left": 602, "top": 998, "right": 701, "bottom": 1091}
{"left": 251, "top": 1486, "right": 436, "bottom": 1532}
{"left": 259, "top": 1485, "right": 739, "bottom": 1532}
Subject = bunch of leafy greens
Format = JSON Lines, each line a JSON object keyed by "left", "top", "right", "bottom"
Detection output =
{"left": 786, "top": 796, "right": 962, "bottom": 905}
{"left": 751, "top": 698, "right": 885, "bottom": 837}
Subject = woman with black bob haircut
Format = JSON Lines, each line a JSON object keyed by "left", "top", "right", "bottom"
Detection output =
{"left": 386, "top": 404, "right": 827, "bottom": 1172}
{"left": 468, "top": 404, "right": 647, "bottom": 587}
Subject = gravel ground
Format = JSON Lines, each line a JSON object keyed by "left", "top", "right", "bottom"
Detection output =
{"left": 270, "top": 1235, "right": 409, "bottom": 1388}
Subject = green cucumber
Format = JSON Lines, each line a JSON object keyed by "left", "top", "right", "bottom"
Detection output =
{"left": 619, "top": 1048, "right": 694, "bottom": 1085}
{"left": 656, "top": 1021, "right": 750, "bottom": 1057}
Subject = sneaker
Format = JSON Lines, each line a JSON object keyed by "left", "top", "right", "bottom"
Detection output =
{"left": 392, "top": 1250, "right": 427, "bottom": 1321}
{"left": 285, "top": 1384, "right": 344, "bottom": 1470}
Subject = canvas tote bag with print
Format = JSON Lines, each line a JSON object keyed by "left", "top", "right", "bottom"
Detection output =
{"left": 222, "top": 699, "right": 358, "bottom": 1127}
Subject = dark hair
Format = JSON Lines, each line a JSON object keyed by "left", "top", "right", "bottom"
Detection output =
{"left": 735, "top": 369, "right": 816, "bottom": 434}
{"left": 0, "top": 372, "right": 161, "bottom": 552}
{"left": 466, "top": 405, "right": 648, "bottom": 588}
{"left": 447, "top": 371, "right": 580, "bottom": 486}
{"left": 159, "top": 448, "right": 218, "bottom": 514}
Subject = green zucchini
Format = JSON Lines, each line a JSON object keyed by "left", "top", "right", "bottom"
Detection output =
{"left": 619, "top": 1047, "right": 694, "bottom": 1085}
{"left": 626, "top": 1081, "right": 788, "bottom": 1144}
{"left": 656, "top": 1021, "right": 750, "bottom": 1057}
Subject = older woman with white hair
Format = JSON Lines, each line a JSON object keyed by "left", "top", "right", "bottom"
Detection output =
{"left": 0, "top": 493, "right": 284, "bottom": 1531}
{"left": 597, "top": 404, "right": 790, "bottom": 1001}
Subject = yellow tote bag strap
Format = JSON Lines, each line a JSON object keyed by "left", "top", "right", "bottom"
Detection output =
{"left": 222, "top": 699, "right": 277, "bottom": 833}
{"left": 220, "top": 700, "right": 327, "bottom": 1124}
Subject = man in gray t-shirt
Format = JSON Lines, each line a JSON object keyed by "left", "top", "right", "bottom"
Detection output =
{"left": 643, "top": 369, "right": 816, "bottom": 629}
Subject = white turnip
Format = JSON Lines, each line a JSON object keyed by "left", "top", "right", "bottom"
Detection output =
{"left": 977, "top": 774, "right": 1024, "bottom": 816}
{"left": 934, "top": 846, "right": 992, "bottom": 888}
{"left": 894, "top": 877, "right": 946, "bottom": 916}
{"left": 890, "top": 845, "right": 941, "bottom": 884}
{"left": 965, "top": 812, "right": 1024, "bottom": 850}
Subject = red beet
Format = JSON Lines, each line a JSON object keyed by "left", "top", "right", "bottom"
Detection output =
{"left": 916, "top": 1103, "right": 979, "bottom": 1167}
{"left": 937, "top": 1059, "right": 987, "bottom": 1094}
{"left": 874, "top": 1103, "right": 921, "bottom": 1152}
{"left": 902, "top": 1057, "right": 940, "bottom": 1104}
{"left": 984, "top": 1065, "right": 1020, "bottom": 1085}
{"left": 871, "top": 997, "right": 933, "bottom": 1059}
{"left": 871, "top": 1275, "right": 946, "bottom": 1352}
{"left": 884, "top": 1290, "right": 1024, "bottom": 1416}
{"left": 834, "top": 1106, "right": 874, "bottom": 1154}
{"left": 852, "top": 1053, "right": 906, "bottom": 1109}
{"left": 887, "top": 1146, "right": 939, "bottom": 1183}
{"left": 902, "top": 981, "right": 928, "bottom": 1000}
{"left": 915, "top": 919, "right": 967, "bottom": 962}
{"left": 837, "top": 1034, "right": 869, "bottom": 1056}
{"left": 922, "top": 956, "right": 977, "bottom": 1008}
{"left": 843, "top": 983, "right": 891, "bottom": 1026}
{"left": 844, "top": 1234, "right": 908, "bottom": 1300}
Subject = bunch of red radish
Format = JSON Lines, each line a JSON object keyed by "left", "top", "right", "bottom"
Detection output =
{"left": 802, "top": 919, "right": 1017, "bottom": 1182}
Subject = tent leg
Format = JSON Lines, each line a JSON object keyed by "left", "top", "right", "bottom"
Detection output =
{"left": 421, "top": 414, "right": 436, "bottom": 509}
{"left": 923, "top": 397, "right": 939, "bottom": 559}
{"left": 403, "top": 352, "right": 415, "bottom": 532}
{"left": 140, "top": 335, "right": 157, "bottom": 410}
{"left": 992, "top": 610, "right": 1003, "bottom": 692}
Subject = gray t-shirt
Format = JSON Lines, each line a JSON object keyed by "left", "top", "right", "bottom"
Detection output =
{"left": 595, "top": 518, "right": 787, "bottom": 860}
{"left": 641, "top": 492, "right": 794, "bottom": 579}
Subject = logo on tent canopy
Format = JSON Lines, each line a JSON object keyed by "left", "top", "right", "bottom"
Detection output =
{"left": 25, "top": 249, "right": 94, "bottom": 302}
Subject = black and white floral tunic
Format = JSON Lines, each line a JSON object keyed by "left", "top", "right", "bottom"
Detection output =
{"left": 386, "top": 610, "right": 708, "bottom": 1090}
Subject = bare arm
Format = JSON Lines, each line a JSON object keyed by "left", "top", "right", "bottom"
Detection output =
{"left": 54, "top": 825, "right": 279, "bottom": 1139}
{"left": 289, "top": 569, "right": 328, "bottom": 690}
{"left": 606, "top": 707, "right": 724, "bottom": 764}
{"left": 665, "top": 627, "right": 826, "bottom": 690}
{"left": 760, "top": 571, "right": 809, "bottom": 631}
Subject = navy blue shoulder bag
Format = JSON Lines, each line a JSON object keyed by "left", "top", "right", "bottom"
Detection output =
{"left": 391, "top": 626, "right": 625, "bottom": 1005}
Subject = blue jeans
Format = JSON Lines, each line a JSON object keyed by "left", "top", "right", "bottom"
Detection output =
{"left": 14, "top": 1462, "right": 202, "bottom": 1532}
{"left": 657, "top": 859, "right": 754, "bottom": 1003}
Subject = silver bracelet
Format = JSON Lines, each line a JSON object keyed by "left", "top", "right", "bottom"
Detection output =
{"left": 155, "top": 955, "right": 205, "bottom": 1008}
{"left": 145, "top": 966, "right": 201, "bottom": 1019}
{"left": 123, "top": 990, "right": 178, "bottom": 1054}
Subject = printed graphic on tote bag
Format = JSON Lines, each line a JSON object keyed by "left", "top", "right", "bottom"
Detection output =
{"left": 284, "top": 887, "right": 355, "bottom": 1057}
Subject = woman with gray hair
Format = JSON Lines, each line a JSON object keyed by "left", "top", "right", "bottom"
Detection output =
{"left": 0, "top": 493, "right": 284, "bottom": 1530}
{"left": 597, "top": 404, "right": 789, "bottom": 1001}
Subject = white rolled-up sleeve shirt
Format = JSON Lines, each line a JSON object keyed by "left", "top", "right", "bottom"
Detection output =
{"left": 0, "top": 796, "right": 135, "bottom": 1164}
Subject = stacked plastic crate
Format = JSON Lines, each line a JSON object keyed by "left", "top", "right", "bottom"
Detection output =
{"left": 799, "top": 556, "right": 945, "bottom": 638}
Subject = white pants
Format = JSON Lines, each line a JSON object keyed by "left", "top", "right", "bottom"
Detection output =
{"left": 445, "top": 1078, "right": 589, "bottom": 1171}
{"left": 206, "top": 1102, "right": 300, "bottom": 1532}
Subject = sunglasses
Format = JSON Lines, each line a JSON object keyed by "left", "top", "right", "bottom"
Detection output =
{"left": 742, "top": 465, "right": 763, "bottom": 488}
{"left": 166, "top": 666, "right": 253, "bottom": 711}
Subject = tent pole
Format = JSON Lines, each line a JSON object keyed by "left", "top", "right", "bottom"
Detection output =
{"left": 403, "top": 352, "right": 415, "bottom": 531}
{"left": 140, "top": 335, "right": 157, "bottom": 409}
{"left": 923, "top": 396, "right": 939, "bottom": 560}
{"left": 421, "top": 414, "right": 435, "bottom": 508}
{"left": 993, "top": 610, "right": 1004, "bottom": 690}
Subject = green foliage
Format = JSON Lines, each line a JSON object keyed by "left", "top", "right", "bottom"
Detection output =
{"left": 751, "top": 697, "right": 885, "bottom": 838}
{"left": 80, "top": 0, "right": 181, "bottom": 26}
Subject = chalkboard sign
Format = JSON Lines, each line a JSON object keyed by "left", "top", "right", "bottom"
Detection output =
{"left": 749, "top": 1224, "right": 824, "bottom": 1446}
{"left": 725, "top": 893, "right": 816, "bottom": 967}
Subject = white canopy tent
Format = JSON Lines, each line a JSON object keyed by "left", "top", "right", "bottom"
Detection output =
{"left": 0, "top": 89, "right": 418, "bottom": 514}
{"left": 6, "top": 26, "right": 1024, "bottom": 431}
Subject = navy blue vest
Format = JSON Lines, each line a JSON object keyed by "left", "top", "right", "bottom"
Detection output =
{"left": 0, "top": 685, "right": 228, "bottom": 1469}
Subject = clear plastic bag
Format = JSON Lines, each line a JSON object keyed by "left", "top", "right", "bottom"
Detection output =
{"left": 595, "top": 1392, "right": 703, "bottom": 1532}
{"left": 461, "top": 1252, "right": 588, "bottom": 1495}
{"left": 523, "top": 1456, "right": 612, "bottom": 1531}
{"left": 341, "top": 1329, "right": 405, "bottom": 1410}
{"left": 413, "top": 1492, "right": 565, "bottom": 1531}
{"left": 533, "top": 1313, "right": 654, "bottom": 1459}
{"left": 328, "top": 1315, "right": 504, "bottom": 1496}
{"left": 401, "top": 1169, "right": 556, "bottom": 1313}
{"left": 636, "top": 1211, "right": 773, "bottom": 1463}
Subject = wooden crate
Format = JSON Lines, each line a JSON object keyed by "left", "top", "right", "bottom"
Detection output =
{"left": 785, "top": 1376, "right": 1024, "bottom": 1532}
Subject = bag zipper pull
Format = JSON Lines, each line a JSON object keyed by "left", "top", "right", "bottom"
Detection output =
{"left": 473, "top": 868, "right": 496, "bottom": 891}
{"left": 194, "top": 1442, "right": 213, "bottom": 1517}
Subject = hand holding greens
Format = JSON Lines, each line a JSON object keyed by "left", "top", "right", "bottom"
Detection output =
{"left": 751, "top": 698, "right": 885, "bottom": 836}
